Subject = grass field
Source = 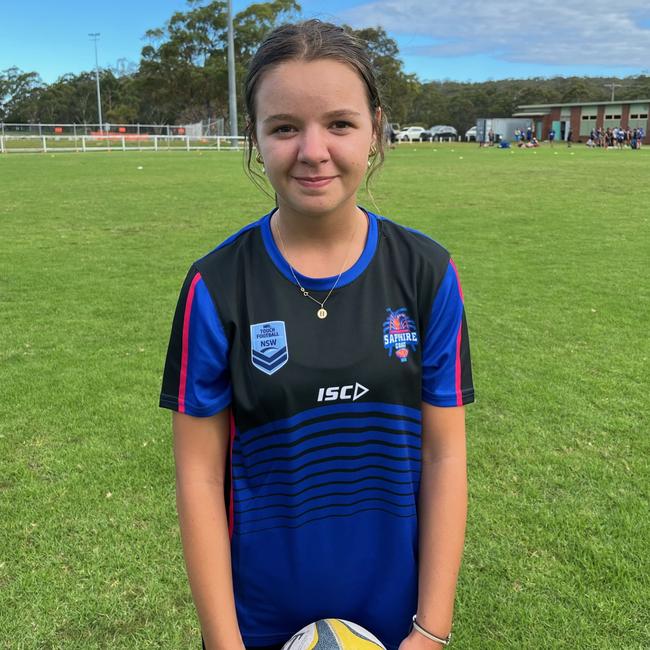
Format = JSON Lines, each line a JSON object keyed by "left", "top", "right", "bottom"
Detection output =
{"left": 1, "top": 144, "right": 649, "bottom": 649}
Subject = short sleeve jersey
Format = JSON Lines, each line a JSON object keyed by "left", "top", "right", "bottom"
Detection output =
{"left": 160, "top": 209, "right": 474, "bottom": 650}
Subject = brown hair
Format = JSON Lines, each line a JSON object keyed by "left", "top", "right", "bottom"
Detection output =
{"left": 243, "top": 19, "right": 386, "bottom": 196}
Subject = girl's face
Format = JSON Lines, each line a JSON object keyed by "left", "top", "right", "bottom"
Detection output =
{"left": 254, "top": 58, "right": 378, "bottom": 220}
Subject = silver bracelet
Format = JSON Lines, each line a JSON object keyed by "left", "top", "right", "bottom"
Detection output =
{"left": 411, "top": 615, "right": 452, "bottom": 646}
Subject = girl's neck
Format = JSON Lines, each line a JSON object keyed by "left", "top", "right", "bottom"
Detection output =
{"left": 273, "top": 202, "right": 365, "bottom": 246}
{"left": 271, "top": 204, "right": 369, "bottom": 278}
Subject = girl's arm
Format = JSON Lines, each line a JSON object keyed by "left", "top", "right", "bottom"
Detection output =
{"left": 173, "top": 409, "right": 245, "bottom": 650}
{"left": 400, "top": 404, "right": 468, "bottom": 650}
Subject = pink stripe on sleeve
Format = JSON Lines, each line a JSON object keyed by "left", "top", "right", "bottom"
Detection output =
{"left": 449, "top": 258, "right": 465, "bottom": 303}
{"left": 450, "top": 258, "right": 465, "bottom": 405}
{"left": 454, "top": 320, "right": 463, "bottom": 405}
{"left": 178, "top": 272, "right": 202, "bottom": 413}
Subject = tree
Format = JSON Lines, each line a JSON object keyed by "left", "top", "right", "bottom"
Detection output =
{"left": 135, "top": 0, "right": 300, "bottom": 126}
{"left": 559, "top": 77, "right": 597, "bottom": 103}
{"left": 234, "top": 0, "right": 301, "bottom": 65}
{"left": 348, "top": 26, "right": 419, "bottom": 125}
{"left": 1, "top": 67, "right": 43, "bottom": 121}
{"left": 408, "top": 82, "right": 451, "bottom": 127}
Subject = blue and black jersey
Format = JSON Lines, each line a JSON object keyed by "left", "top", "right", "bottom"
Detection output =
{"left": 160, "top": 208, "right": 474, "bottom": 650}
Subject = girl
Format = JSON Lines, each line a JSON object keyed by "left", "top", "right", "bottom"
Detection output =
{"left": 160, "top": 20, "right": 474, "bottom": 650}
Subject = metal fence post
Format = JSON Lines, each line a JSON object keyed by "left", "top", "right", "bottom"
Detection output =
{"left": 42, "top": 136, "right": 47, "bottom": 152}
{"left": 122, "top": 136, "right": 126, "bottom": 152}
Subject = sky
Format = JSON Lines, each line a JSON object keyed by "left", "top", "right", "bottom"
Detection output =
{"left": 3, "top": 0, "right": 650, "bottom": 84}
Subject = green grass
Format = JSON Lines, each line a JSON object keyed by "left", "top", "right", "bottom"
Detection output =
{"left": 1, "top": 144, "right": 649, "bottom": 648}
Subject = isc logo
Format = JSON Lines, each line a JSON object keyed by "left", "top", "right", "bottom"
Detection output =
{"left": 317, "top": 382, "right": 369, "bottom": 402}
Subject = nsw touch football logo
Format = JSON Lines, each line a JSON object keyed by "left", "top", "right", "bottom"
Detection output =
{"left": 383, "top": 307, "right": 418, "bottom": 363}
{"left": 250, "top": 321, "right": 288, "bottom": 375}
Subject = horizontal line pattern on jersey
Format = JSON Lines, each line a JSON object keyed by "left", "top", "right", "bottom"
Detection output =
{"left": 232, "top": 402, "right": 421, "bottom": 536}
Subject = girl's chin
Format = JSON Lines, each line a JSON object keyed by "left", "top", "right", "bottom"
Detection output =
{"left": 276, "top": 196, "right": 358, "bottom": 220}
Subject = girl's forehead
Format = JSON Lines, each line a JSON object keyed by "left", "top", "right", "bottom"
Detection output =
{"left": 255, "top": 59, "right": 368, "bottom": 113}
{"left": 263, "top": 57, "right": 359, "bottom": 79}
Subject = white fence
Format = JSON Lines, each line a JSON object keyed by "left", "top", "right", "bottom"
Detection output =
{"left": 0, "top": 134, "right": 246, "bottom": 154}
{"left": 0, "top": 120, "right": 227, "bottom": 137}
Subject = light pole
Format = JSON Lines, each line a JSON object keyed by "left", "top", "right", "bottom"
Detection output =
{"left": 604, "top": 83, "right": 622, "bottom": 102}
{"left": 227, "top": 0, "right": 238, "bottom": 147}
{"left": 89, "top": 33, "right": 103, "bottom": 132}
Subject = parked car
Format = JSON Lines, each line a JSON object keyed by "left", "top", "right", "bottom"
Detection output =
{"left": 395, "top": 126, "right": 427, "bottom": 142}
{"left": 429, "top": 125, "right": 458, "bottom": 141}
{"left": 465, "top": 126, "right": 477, "bottom": 141}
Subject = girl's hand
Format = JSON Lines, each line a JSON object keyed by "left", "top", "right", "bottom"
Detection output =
{"left": 398, "top": 629, "right": 444, "bottom": 650}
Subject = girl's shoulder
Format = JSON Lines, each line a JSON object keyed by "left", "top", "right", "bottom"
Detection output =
{"left": 197, "top": 213, "right": 269, "bottom": 265}
{"left": 372, "top": 211, "right": 451, "bottom": 268}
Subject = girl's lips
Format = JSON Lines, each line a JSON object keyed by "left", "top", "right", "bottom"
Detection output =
{"left": 294, "top": 176, "right": 336, "bottom": 188}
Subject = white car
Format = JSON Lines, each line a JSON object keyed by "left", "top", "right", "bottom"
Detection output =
{"left": 465, "top": 126, "right": 477, "bottom": 141}
{"left": 395, "top": 126, "right": 427, "bottom": 142}
{"left": 429, "top": 125, "right": 458, "bottom": 140}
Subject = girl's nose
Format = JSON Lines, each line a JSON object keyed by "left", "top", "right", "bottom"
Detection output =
{"left": 297, "top": 126, "right": 330, "bottom": 165}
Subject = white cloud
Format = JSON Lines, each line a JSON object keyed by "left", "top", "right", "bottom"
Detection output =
{"left": 342, "top": 0, "right": 650, "bottom": 67}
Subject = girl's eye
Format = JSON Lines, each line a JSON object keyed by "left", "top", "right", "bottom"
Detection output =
{"left": 331, "top": 121, "right": 352, "bottom": 130}
{"left": 273, "top": 125, "right": 296, "bottom": 134}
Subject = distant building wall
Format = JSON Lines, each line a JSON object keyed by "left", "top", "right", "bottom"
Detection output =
{"left": 570, "top": 107, "right": 581, "bottom": 142}
{"left": 515, "top": 101, "right": 650, "bottom": 143}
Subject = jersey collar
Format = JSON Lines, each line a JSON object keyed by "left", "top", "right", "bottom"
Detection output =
{"left": 260, "top": 207, "right": 379, "bottom": 291}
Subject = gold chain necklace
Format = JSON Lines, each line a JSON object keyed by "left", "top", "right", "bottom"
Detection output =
{"left": 273, "top": 214, "right": 359, "bottom": 319}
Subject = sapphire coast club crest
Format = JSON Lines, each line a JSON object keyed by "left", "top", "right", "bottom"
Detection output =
{"left": 251, "top": 321, "right": 289, "bottom": 375}
{"left": 383, "top": 308, "right": 418, "bottom": 363}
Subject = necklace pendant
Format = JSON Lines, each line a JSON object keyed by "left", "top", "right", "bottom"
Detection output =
{"left": 317, "top": 308, "right": 328, "bottom": 319}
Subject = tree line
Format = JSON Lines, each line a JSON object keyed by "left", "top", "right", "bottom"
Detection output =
{"left": 3, "top": 0, "right": 650, "bottom": 136}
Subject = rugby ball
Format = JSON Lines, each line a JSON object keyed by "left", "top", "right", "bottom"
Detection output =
{"left": 281, "top": 619, "right": 386, "bottom": 650}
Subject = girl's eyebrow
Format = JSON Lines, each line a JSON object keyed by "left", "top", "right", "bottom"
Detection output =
{"left": 323, "top": 109, "right": 362, "bottom": 118}
{"left": 263, "top": 113, "right": 295, "bottom": 123}
{"left": 263, "top": 109, "right": 362, "bottom": 124}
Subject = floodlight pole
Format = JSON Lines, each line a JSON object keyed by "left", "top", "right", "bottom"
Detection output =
{"left": 604, "top": 83, "right": 622, "bottom": 102}
{"left": 89, "top": 33, "right": 103, "bottom": 132}
{"left": 227, "top": 0, "right": 238, "bottom": 147}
